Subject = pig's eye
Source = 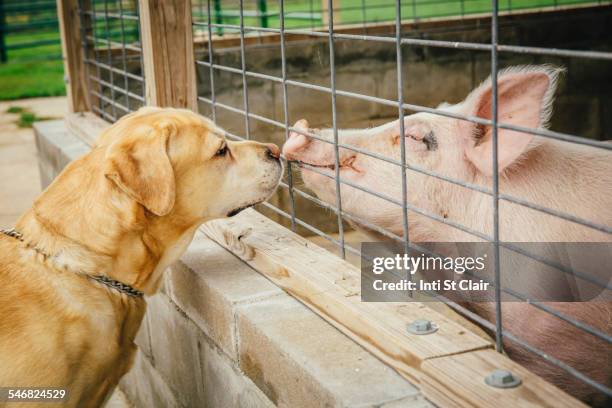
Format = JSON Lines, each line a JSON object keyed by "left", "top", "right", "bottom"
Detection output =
{"left": 215, "top": 144, "right": 228, "bottom": 157}
{"left": 422, "top": 131, "right": 438, "bottom": 151}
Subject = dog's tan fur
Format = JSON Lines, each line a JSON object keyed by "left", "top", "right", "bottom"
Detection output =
{"left": 0, "top": 107, "right": 282, "bottom": 407}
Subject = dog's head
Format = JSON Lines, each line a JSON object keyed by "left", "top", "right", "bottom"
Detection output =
{"left": 99, "top": 107, "right": 283, "bottom": 222}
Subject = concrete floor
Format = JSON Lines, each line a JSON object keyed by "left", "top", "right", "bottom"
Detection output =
{"left": 0, "top": 97, "right": 67, "bottom": 228}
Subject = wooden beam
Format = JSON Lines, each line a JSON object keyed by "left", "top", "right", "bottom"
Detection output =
{"left": 421, "top": 349, "right": 586, "bottom": 408}
{"left": 201, "top": 209, "right": 584, "bottom": 407}
{"left": 139, "top": 0, "right": 197, "bottom": 110}
{"left": 321, "top": 0, "right": 341, "bottom": 26}
{"left": 56, "top": 0, "right": 91, "bottom": 113}
{"left": 201, "top": 209, "right": 491, "bottom": 383}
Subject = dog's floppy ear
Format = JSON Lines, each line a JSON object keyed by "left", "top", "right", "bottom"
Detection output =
{"left": 104, "top": 120, "right": 176, "bottom": 216}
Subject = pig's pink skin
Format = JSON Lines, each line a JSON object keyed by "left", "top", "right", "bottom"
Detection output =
{"left": 283, "top": 65, "right": 612, "bottom": 405}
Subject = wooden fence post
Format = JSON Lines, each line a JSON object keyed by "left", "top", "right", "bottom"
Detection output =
{"left": 321, "top": 0, "right": 341, "bottom": 26}
{"left": 139, "top": 0, "right": 198, "bottom": 110}
{"left": 56, "top": 0, "right": 91, "bottom": 113}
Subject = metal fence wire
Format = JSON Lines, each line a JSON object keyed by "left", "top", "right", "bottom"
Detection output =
{"left": 75, "top": 0, "right": 612, "bottom": 401}
{"left": 190, "top": 0, "right": 612, "bottom": 401}
{"left": 77, "top": 0, "right": 145, "bottom": 122}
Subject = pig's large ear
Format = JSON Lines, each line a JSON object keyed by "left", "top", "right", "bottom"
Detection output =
{"left": 461, "top": 65, "right": 562, "bottom": 176}
{"left": 104, "top": 120, "right": 176, "bottom": 216}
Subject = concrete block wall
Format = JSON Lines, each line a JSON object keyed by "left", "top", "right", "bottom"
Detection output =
{"left": 34, "top": 121, "right": 434, "bottom": 407}
{"left": 122, "top": 231, "right": 432, "bottom": 407}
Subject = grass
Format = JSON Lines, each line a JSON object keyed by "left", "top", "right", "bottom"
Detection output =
{"left": 0, "top": 30, "right": 65, "bottom": 101}
{"left": 0, "top": 60, "right": 66, "bottom": 101}
{"left": 0, "top": 0, "right": 604, "bottom": 101}
{"left": 6, "top": 106, "right": 25, "bottom": 114}
{"left": 17, "top": 111, "right": 38, "bottom": 128}
{"left": 5, "top": 106, "right": 53, "bottom": 128}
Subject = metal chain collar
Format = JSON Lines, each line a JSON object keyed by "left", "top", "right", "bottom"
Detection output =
{"left": 1, "top": 228, "right": 144, "bottom": 298}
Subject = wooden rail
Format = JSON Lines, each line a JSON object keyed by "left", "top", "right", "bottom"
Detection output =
{"left": 201, "top": 209, "right": 586, "bottom": 408}
{"left": 421, "top": 349, "right": 584, "bottom": 408}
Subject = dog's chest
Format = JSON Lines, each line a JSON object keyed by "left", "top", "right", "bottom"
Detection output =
{"left": 62, "top": 291, "right": 145, "bottom": 370}
{"left": 71, "top": 295, "right": 145, "bottom": 398}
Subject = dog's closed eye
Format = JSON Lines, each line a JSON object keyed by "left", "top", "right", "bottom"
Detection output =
{"left": 215, "top": 144, "right": 228, "bottom": 157}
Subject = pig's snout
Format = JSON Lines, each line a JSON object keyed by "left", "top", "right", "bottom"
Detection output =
{"left": 282, "top": 132, "right": 310, "bottom": 160}
{"left": 282, "top": 119, "right": 312, "bottom": 161}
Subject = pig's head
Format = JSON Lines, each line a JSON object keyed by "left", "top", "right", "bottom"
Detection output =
{"left": 282, "top": 65, "right": 561, "bottom": 240}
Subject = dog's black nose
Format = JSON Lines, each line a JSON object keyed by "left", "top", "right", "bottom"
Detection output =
{"left": 265, "top": 143, "right": 280, "bottom": 160}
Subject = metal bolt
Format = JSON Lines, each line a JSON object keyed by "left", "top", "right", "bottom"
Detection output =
{"left": 485, "top": 369, "right": 522, "bottom": 389}
{"left": 407, "top": 319, "right": 438, "bottom": 335}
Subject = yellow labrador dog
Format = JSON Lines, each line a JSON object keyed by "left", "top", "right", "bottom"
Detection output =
{"left": 0, "top": 107, "right": 282, "bottom": 407}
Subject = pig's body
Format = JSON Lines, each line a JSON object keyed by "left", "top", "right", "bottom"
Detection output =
{"left": 283, "top": 66, "right": 611, "bottom": 405}
{"left": 310, "top": 123, "right": 611, "bottom": 244}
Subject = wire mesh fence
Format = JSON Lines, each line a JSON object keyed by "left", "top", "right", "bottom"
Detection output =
{"left": 190, "top": 0, "right": 606, "bottom": 32}
{"left": 77, "top": 0, "right": 145, "bottom": 122}
{"left": 192, "top": 0, "right": 612, "bottom": 402}
{"left": 73, "top": 0, "right": 612, "bottom": 402}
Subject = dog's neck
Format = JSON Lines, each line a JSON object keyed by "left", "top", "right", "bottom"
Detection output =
{"left": 15, "top": 149, "right": 201, "bottom": 295}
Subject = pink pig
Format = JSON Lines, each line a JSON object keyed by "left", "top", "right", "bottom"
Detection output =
{"left": 282, "top": 65, "right": 611, "bottom": 405}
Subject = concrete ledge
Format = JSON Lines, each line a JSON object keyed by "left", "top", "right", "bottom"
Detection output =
{"left": 33, "top": 119, "right": 90, "bottom": 189}
{"left": 164, "top": 231, "right": 285, "bottom": 359}
{"left": 236, "top": 295, "right": 425, "bottom": 407}
{"left": 166, "top": 232, "right": 428, "bottom": 407}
